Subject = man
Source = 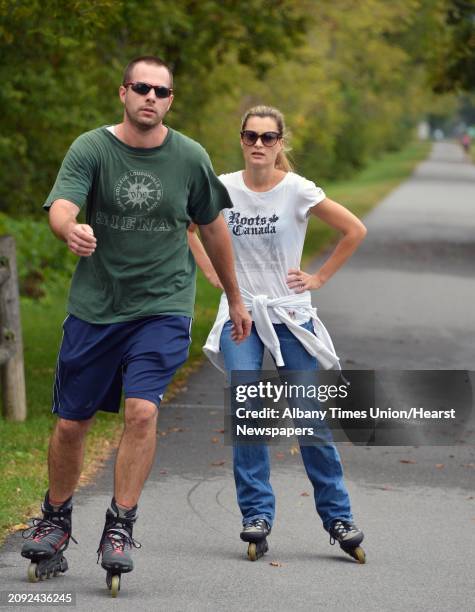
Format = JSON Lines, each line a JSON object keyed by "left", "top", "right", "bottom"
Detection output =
{"left": 21, "top": 56, "right": 251, "bottom": 587}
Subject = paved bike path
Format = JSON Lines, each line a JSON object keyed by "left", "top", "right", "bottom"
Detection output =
{"left": 1, "top": 142, "right": 474, "bottom": 612}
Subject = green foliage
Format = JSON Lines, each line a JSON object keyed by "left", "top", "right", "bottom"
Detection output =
{"left": 429, "top": 0, "right": 475, "bottom": 93}
{"left": 0, "top": 212, "right": 75, "bottom": 298}
{"left": 0, "top": 0, "right": 457, "bottom": 217}
{"left": 0, "top": 0, "right": 308, "bottom": 215}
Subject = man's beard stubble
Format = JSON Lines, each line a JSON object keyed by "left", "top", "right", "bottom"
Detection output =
{"left": 125, "top": 106, "right": 162, "bottom": 132}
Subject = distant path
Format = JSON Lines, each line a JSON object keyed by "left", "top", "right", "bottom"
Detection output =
{"left": 308, "top": 140, "right": 475, "bottom": 369}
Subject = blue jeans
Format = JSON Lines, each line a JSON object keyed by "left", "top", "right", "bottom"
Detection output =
{"left": 220, "top": 319, "right": 353, "bottom": 531}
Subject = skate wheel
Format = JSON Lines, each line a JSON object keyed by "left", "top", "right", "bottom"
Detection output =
{"left": 27, "top": 563, "right": 39, "bottom": 583}
{"left": 352, "top": 547, "right": 366, "bottom": 564}
{"left": 110, "top": 575, "right": 120, "bottom": 598}
{"left": 247, "top": 543, "right": 258, "bottom": 562}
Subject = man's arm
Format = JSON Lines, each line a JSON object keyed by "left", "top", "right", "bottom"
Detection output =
{"left": 198, "top": 215, "right": 251, "bottom": 342}
{"left": 49, "top": 199, "right": 96, "bottom": 257}
{"left": 187, "top": 224, "right": 222, "bottom": 289}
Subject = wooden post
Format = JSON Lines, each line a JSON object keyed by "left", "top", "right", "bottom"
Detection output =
{"left": 0, "top": 235, "right": 27, "bottom": 421}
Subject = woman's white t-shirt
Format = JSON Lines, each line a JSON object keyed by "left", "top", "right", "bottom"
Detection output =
{"left": 219, "top": 171, "right": 326, "bottom": 322}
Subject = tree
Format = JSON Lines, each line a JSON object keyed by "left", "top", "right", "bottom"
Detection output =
{"left": 0, "top": 0, "right": 309, "bottom": 215}
{"left": 429, "top": 0, "right": 475, "bottom": 92}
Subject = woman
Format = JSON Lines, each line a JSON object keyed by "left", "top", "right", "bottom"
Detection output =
{"left": 189, "top": 105, "right": 367, "bottom": 562}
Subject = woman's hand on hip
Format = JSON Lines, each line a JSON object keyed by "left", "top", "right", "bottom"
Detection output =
{"left": 286, "top": 268, "right": 324, "bottom": 293}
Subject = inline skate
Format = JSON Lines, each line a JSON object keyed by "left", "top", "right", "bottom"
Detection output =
{"left": 96, "top": 499, "right": 141, "bottom": 598}
{"left": 329, "top": 519, "right": 366, "bottom": 563}
{"left": 240, "top": 518, "right": 271, "bottom": 561}
{"left": 21, "top": 493, "right": 76, "bottom": 582}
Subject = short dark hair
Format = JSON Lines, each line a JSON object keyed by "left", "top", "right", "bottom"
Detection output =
{"left": 123, "top": 56, "right": 173, "bottom": 88}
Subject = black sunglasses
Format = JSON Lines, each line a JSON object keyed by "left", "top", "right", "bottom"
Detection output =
{"left": 124, "top": 81, "right": 173, "bottom": 99}
{"left": 240, "top": 130, "right": 282, "bottom": 147}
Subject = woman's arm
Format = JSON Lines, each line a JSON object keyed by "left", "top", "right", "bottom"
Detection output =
{"left": 187, "top": 223, "right": 223, "bottom": 289}
{"left": 286, "top": 198, "right": 367, "bottom": 293}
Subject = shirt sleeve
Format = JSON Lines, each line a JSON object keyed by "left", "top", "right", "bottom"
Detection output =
{"left": 296, "top": 175, "right": 326, "bottom": 221}
{"left": 187, "top": 152, "right": 233, "bottom": 224}
{"left": 43, "top": 134, "right": 97, "bottom": 211}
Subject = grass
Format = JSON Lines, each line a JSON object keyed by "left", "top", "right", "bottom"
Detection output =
{"left": 0, "top": 139, "right": 430, "bottom": 543}
{"left": 0, "top": 286, "right": 123, "bottom": 537}
{"left": 303, "top": 141, "right": 431, "bottom": 260}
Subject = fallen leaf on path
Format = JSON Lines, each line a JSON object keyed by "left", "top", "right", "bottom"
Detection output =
{"left": 399, "top": 459, "right": 417, "bottom": 464}
{"left": 12, "top": 523, "right": 29, "bottom": 531}
{"left": 435, "top": 464, "right": 444, "bottom": 469}
{"left": 213, "top": 428, "right": 225, "bottom": 434}
{"left": 300, "top": 492, "right": 310, "bottom": 497}
{"left": 159, "top": 469, "right": 168, "bottom": 475}
{"left": 276, "top": 452, "right": 285, "bottom": 460}
{"left": 211, "top": 460, "right": 226, "bottom": 466}
{"left": 380, "top": 485, "right": 394, "bottom": 491}
{"left": 211, "top": 437, "right": 219, "bottom": 443}
{"left": 269, "top": 561, "right": 283, "bottom": 567}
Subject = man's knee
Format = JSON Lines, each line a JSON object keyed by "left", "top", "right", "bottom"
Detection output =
{"left": 124, "top": 399, "right": 158, "bottom": 433}
{"left": 55, "top": 417, "right": 93, "bottom": 443}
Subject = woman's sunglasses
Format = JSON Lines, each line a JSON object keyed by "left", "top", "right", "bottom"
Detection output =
{"left": 124, "top": 81, "right": 173, "bottom": 99}
{"left": 240, "top": 130, "right": 282, "bottom": 147}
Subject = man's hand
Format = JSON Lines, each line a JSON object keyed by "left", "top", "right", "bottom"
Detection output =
{"left": 66, "top": 223, "right": 97, "bottom": 257}
{"left": 198, "top": 216, "right": 251, "bottom": 343}
{"left": 49, "top": 199, "right": 96, "bottom": 257}
{"left": 229, "top": 301, "right": 252, "bottom": 343}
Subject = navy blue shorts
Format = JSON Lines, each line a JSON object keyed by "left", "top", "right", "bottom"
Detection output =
{"left": 52, "top": 314, "right": 192, "bottom": 420}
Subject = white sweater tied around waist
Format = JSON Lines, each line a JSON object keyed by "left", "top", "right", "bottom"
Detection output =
{"left": 203, "top": 287, "right": 340, "bottom": 373}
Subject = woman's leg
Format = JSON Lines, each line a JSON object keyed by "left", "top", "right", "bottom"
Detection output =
{"left": 220, "top": 321, "right": 275, "bottom": 527}
{"left": 275, "top": 321, "right": 353, "bottom": 531}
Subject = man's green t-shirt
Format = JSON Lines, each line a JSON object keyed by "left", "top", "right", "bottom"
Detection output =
{"left": 44, "top": 126, "right": 232, "bottom": 323}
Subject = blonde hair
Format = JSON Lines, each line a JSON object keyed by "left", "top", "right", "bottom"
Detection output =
{"left": 241, "top": 105, "right": 293, "bottom": 172}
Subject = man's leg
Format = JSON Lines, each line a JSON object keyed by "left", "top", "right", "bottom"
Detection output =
{"left": 22, "top": 416, "right": 94, "bottom": 574}
{"left": 23, "top": 314, "right": 125, "bottom": 577}
{"left": 113, "top": 398, "right": 158, "bottom": 508}
{"left": 48, "top": 417, "right": 95, "bottom": 503}
{"left": 97, "top": 400, "right": 158, "bottom": 577}
{"left": 96, "top": 315, "right": 190, "bottom": 577}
